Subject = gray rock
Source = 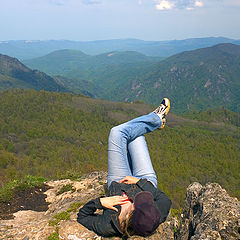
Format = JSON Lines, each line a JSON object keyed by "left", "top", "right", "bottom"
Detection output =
{"left": 176, "top": 182, "right": 240, "bottom": 240}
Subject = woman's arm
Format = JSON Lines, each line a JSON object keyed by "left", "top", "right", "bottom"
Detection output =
{"left": 100, "top": 195, "right": 129, "bottom": 211}
{"left": 77, "top": 196, "right": 128, "bottom": 236}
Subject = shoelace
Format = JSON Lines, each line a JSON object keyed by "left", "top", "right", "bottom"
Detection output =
{"left": 155, "top": 104, "right": 167, "bottom": 114}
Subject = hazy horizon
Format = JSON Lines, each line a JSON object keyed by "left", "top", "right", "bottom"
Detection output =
{"left": 0, "top": 36, "right": 239, "bottom": 42}
{"left": 1, "top": 0, "right": 240, "bottom": 41}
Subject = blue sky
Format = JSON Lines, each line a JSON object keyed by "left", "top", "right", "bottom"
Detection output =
{"left": 0, "top": 0, "right": 240, "bottom": 41}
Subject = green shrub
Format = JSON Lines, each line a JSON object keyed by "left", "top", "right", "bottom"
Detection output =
{"left": 56, "top": 184, "right": 76, "bottom": 196}
{"left": 170, "top": 208, "right": 182, "bottom": 226}
{"left": 48, "top": 211, "right": 70, "bottom": 226}
{"left": 48, "top": 232, "right": 59, "bottom": 240}
{"left": 0, "top": 175, "right": 46, "bottom": 203}
{"left": 67, "top": 202, "right": 84, "bottom": 213}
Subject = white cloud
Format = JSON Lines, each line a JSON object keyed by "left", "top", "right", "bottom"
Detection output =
{"left": 194, "top": 0, "right": 203, "bottom": 7}
{"left": 155, "top": 0, "right": 174, "bottom": 10}
{"left": 153, "top": 0, "right": 207, "bottom": 11}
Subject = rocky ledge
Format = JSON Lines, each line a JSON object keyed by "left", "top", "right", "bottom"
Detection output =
{"left": 0, "top": 172, "right": 239, "bottom": 240}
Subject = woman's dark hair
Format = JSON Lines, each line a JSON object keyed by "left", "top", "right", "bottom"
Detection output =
{"left": 121, "top": 210, "right": 136, "bottom": 238}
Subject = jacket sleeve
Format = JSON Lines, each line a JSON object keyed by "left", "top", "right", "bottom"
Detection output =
{"left": 77, "top": 197, "right": 119, "bottom": 237}
{"left": 136, "top": 179, "right": 172, "bottom": 223}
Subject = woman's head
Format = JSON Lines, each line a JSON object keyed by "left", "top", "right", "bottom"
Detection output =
{"left": 131, "top": 191, "right": 161, "bottom": 237}
{"left": 120, "top": 191, "right": 161, "bottom": 237}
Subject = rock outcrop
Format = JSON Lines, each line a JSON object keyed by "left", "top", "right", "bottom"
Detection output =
{"left": 176, "top": 182, "right": 240, "bottom": 240}
{"left": 0, "top": 172, "right": 239, "bottom": 240}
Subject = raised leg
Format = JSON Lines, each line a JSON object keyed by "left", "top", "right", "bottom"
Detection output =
{"left": 128, "top": 135, "right": 157, "bottom": 187}
{"left": 107, "top": 112, "right": 161, "bottom": 187}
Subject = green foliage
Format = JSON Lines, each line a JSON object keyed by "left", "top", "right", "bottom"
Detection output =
{"left": 48, "top": 231, "right": 59, "bottom": 240}
{"left": 58, "top": 171, "right": 82, "bottom": 180}
{"left": 170, "top": 208, "right": 182, "bottom": 226}
{"left": 56, "top": 184, "right": 76, "bottom": 196}
{"left": 48, "top": 211, "right": 70, "bottom": 226}
{"left": 182, "top": 108, "right": 240, "bottom": 127}
{"left": 0, "top": 89, "right": 239, "bottom": 208}
{"left": 0, "top": 54, "right": 65, "bottom": 92}
{"left": 0, "top": 175, "right": 46, "bottom": 203}
{"left": 67, "top": 202, "right": 84, "bottom": 213}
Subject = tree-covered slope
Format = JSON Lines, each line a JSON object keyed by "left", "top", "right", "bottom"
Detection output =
{"left": 23, "top": 49, "right": 161, "bottom": 76}
{"left": 0, "top": 89, "right": 239, "bottom": 207}
{"left": 0, "top": 54, "right": 66, "bottom": 92}
{"left": 23, "top": 50, "right": 91, "bottom": 76}
{"left": 23, "top": 50, "right": 161, "bottom": 97}
{"left": 107, "top": 43, "right": 240, "bottom": 113}
{"left": 182, "top": 107, "right": 240, "bottom": 127}
{"left": 22, "top": 43, "right": 240, "bottom": 113}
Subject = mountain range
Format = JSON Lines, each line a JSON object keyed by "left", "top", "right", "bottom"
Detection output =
{"left": 1, "top": 42, "right": 240, "bottom": 113}
{"left": 1, "top": 37, "right": 240, "bottom": 60}
{"left": 23, "top": 50, "right": 161, "bottom": 77}
{"left": 22, "top": 43, "right": 240, "bottom": 113}
{"left": 111, "top": 43, "right": 240, "bottom": 113}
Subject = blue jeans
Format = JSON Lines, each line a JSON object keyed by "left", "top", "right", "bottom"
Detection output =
{"left": 107, "top": 112, "right": 162, "bottom": 188}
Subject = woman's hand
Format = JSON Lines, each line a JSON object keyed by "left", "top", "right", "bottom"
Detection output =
{"left": 100, "top": 196, "right": 129, "bottom": 212}
{"left": 119, "top": 176, "right": 140, "bottom": 184}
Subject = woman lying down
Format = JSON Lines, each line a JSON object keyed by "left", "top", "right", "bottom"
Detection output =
{"left": 77, "top": 98, "right": 172, "bottom": 238}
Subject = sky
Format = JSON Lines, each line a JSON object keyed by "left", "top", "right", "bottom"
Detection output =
{"left": 0, "top": 0, "right": 240, "bottom": 41}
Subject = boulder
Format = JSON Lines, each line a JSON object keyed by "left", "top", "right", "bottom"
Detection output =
{"left": 176, "top": 182, "right": 240, "bottom": 240}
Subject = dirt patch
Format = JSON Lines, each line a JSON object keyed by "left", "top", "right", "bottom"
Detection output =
{"left": 0, "top": 184, "right": 50, "bottom": 220}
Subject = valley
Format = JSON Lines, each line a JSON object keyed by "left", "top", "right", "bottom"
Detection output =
{"left": 0, "top": 38, "right": 239, "bottom": 208}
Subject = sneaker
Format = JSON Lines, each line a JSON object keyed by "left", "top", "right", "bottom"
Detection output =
{"left": 159, "top": 117, "right": 166, "bottom": 130}
{"left": 153, "top": 98, "right": 170, "bottom": 119}
{"left": 153, "top": 98, "right": 170, "bottom": 129}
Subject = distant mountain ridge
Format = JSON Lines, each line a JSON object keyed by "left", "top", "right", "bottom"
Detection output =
{"left": 1, "top": 43, "right": 240, "bottom": 113}
{"left": 23, "top": 50, "right": 161, "bottom": 97}
{"left": 0, "top": 54, "right": 65, "bottom": 92}
{"left": 22, "top": 43, "right": 240, "bottom": 113}
{"left": 112, "top": 43, "right": 240, "bottom": 113}
{"left": 23, "top": 49, "right": 161, "bottom": 76}
{"left": 1, "top": 37, "right": 240, "bottom": 59}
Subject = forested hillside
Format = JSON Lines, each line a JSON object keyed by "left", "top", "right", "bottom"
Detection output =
{"left": 23, "top": 43, "right": 240, "bottom": 113}
{"left": 105, "top": 43, "right": 240, "bottom": 113}
{"left": 0, "top": 90, "right": 239, "bottom": 208}
{"left": 23, "top": 49, "right": 161, "bottom": 75}
{"left": 23, "top": 49, "right": 161, "bottom": 96}
{"left": 0, "top": 54, "right": 65, "bottom": 92}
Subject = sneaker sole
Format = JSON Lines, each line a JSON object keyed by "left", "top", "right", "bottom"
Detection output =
{"left": 163, "top": 98, "right": 170, "bottom": 117}
{"left": 159, "top": 117, "right": 166, "bottom": 130}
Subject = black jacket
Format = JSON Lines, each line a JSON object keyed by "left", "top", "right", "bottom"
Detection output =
{"left": 77, "top": 179, "right": 171, "bottom": 237}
